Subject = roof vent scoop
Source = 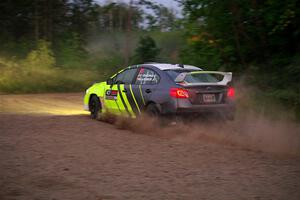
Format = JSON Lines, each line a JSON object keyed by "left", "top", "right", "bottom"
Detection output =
{"left": 178, "top": 64, "right": 184, "bottom": 68}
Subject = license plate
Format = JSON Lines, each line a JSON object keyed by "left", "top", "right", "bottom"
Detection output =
{"left": 203, "top": 94, "right": 216, "bottom": 103}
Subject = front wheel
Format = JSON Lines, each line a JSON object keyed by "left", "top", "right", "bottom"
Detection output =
{"left": 89, "top": 95, "right": 101, "bottom": 120}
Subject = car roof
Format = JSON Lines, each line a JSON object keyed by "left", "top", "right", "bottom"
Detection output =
{"left": 140, "top": 63, "right": 202, "bottom": 71}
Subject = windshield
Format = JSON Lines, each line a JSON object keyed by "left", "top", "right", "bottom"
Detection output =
{"left": 166, "top": 70, "right": 220, "bottom": 83}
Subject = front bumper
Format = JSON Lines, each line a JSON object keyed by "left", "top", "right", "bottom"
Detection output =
{"left": 84, "top": 104, "right": 89, "bottom": 111}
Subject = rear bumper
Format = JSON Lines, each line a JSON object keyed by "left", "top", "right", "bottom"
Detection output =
{"left": 160, "top": 98, "right": 235, "bottom": 115}
{"left": 176, "top": 103, "right": 235, "bottom": 114}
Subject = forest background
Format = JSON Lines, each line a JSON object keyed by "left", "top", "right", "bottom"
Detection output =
{"left": 0, "top": 0, "right": 299, "bottom": 118}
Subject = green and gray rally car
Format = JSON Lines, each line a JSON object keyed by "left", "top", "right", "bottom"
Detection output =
{"left": 84, "top": 63, "right": 235, "bottom": 120}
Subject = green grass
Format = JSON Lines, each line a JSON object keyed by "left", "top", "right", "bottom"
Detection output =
{"left": 0, "top": 57, "right": 107, "bottom": 93}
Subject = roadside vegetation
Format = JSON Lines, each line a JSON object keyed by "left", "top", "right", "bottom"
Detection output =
{"left": 0, "top": 0, "right": 299, "bottom": 118}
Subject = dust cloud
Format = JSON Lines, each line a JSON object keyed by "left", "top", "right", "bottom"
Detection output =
{"left": 109, "top": 114, "right": 300, "bottom": 156}
{"left": 109, "top": 83, "right": 300, "bottom": 157}
{"left": 1, "top": 91, "right": 299, "bottom": 156}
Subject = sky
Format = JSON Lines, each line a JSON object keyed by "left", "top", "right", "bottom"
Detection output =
{"left": 95, "top": 0, "right": 182, "bottom": 13}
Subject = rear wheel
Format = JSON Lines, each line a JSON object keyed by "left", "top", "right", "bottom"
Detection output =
{"left": 145, "top": 103, "right": 172, "bottom": 126}
{"left": 145, "top": 103, "right": 160, "bottom": 118}
{"left": 89, "top": 95, "right": 101, "bottom": 119}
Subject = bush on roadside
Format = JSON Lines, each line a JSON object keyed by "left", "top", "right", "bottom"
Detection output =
{"left": 0, "top": 41, "right": 104, "bottom": 93}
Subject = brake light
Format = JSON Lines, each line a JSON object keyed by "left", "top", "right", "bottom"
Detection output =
{"left": 227, "top": 87, "right": 235, "bottom": 98}
{"left": 170, "top": 88, "right": 189, "bottom": 98}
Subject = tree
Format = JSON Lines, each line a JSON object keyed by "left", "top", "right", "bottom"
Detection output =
{"left": 180, "top": 0, "right": 300, "bottom": 70}
{"left": 132, "top": 36, "right": 160, "bottom": 63}
{"left": 95, "top": 2, "right": 142, "bottom": 32}
{"left": 180, "top": 0, "right": 300, "bottom": 114}
{"left": 137, "top": 0, "right": 178, "bottom": 31}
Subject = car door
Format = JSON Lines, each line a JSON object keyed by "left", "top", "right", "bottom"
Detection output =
{"left": 126, "top": 67, "right": 160, "bottom": 116}
{"left": 104, "top": 67, "right": 138, "bottom": 117}
{"left": 103, "top": 71, "right": 124, "bottom": 115}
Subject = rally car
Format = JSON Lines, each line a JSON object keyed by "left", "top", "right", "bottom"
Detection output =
{"left": 83, "top": 63, "right": 235, "bottom": 120}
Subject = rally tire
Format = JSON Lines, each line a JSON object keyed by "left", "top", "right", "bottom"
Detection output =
{"left": 145, "top": 103, "right": 160, "bottom": 118}
{"left": 89, "top": 95, "right": 102, "bottom": 120}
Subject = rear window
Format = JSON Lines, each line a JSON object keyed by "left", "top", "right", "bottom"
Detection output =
{"left": 166, "top": 70, "right": 195, "bottom": 80}
{"left": 166, "top": 70, "right": 221, "bottom": 83}
{"left": 185, "top": 73, "right": 219, "bottom": 83}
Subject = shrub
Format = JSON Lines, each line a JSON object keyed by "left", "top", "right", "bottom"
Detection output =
{"left": 23, "top": 40, "right": 55, "bottom": 69}
{"left": 131, "top": 35, "right": 160, "bottom": 64}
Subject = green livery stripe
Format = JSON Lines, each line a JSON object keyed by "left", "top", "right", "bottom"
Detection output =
{"left": 139, "top": 85, "right": 146, "bottom": 105}
{"left": 114, "top": 99, "right": 122, "bottom": 114}
{"left": 124, "top": 85, "right": 139, "bottom": 116}
{"left": 117, "top": 84, "right": 132, "bottom": 117}
{"left": 121, "top": 85, "right": 136, "bottom": 117}
{"left": 111, "top": 68, "right": 125, "bottom": 79}
{"left": 129, "top": 84, "right": 141, "bottom": 114}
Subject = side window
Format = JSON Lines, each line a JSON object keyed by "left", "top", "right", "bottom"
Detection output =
{"left": 114, "top": 71, "right": 125, "bottom": 84}
{"left": 123, "top": 68, "right": 138, "bottom": 84}
{"left": 113, "top": 68, "right": 137, "bottom": 84}
{"left": 136, "top": 68, "right": 160, "bottom": 85}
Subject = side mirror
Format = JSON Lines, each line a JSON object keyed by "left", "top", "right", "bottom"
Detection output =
{"left": 106, "top": 78, "right": 113, "bottom": 85}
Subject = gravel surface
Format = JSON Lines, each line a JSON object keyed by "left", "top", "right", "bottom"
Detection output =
{"left": 0, "top": 93, "right": 299, "bottom": 200}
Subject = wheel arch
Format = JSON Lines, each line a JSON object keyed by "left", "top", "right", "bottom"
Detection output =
{"left": 89, "top": 94, "right": 102, "bottom": 110}
{"left": 145, "top": 101, "right": 162, "bottom": 113}
{"left": 85, "top": 82, "right": 106, "bottom": 111}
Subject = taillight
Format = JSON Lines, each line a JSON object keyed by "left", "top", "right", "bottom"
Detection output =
{"left": 227, "top": 87, "right": 235, "bottom": 98}
{"left": 170, "top": 88, "right": 189, "bottom": 98}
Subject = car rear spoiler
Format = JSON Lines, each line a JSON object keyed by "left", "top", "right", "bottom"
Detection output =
{"left": 175, "top": 71, "right": 232, "bottom": 86}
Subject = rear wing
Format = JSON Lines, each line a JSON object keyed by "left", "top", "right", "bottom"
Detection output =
{"left": 175, "top": 71, "right": 232, "bottom": 86}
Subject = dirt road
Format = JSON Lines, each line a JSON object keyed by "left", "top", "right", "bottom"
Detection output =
{"left": 0, "top": 93, "right": 299, "bottom": 200}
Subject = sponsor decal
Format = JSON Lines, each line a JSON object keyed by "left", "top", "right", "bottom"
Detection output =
{"left": 105, "top": 89, "right": 118, "bottom": 100}
{"left": 136, "top": 73, "right": 158, "bottom": 83}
